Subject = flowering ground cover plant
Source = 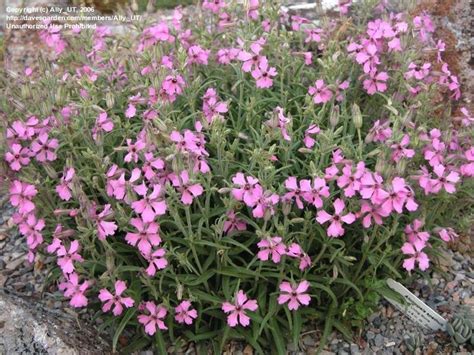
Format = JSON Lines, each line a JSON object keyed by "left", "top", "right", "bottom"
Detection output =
{"left": 1, "top": 0, "right": 474, "bottom": 352}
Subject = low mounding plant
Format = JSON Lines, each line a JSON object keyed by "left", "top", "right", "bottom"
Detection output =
{"left": 1, "top": 0, "right": 473, "bottom": 352}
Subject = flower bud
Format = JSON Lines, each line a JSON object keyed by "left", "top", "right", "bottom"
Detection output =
{"left": 396, "top": 159, "right": 407, "bottom": 175}
{"left": 21, "top": 85, "right": 31, "bottom": 99}
{"left": 352, "top": 103, "right": 363, "bottom": 129}
{"left": 375, "top": 156, "right": 386, "bottom": 174}
{"left": 106, "top": 92, "right": 115, "bottom": 109}
{"left": 330, "top": 106, "right": 340, "bottom": 128}
{"left": 43, "top": 163, "right": 58, "bottom": 179}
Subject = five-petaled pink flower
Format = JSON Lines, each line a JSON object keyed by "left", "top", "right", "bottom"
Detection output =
{"left": 316, "top": 198, "right": 356, "bottom": 237}
{"left": 175, "top": 300, "right": 198, "bottom": 325}
{"left": 223, "top": 210, "right": 247, "bottom": 234}
{"left": 98, "top": 280, "right": 135, "bottom": 316}
{"left": 30, "top": 133, "right": 58, "bottom": 162}
{"left": 257, "top": 236, "right": 286, "bottom": 263}
{"left": 10, "top": 180, "right": 37, "bottom": 215}
{"left": 231, "top": 173, "right": 263, "bottom": 207}
{"left": 142, "top": 248, "right": 168, "bottom": 276}
{"left": 58, "top": 273, "right": 89, "bottom": 308}
{"left": 278, "top": 280, "right": 311, "bottom": 310}
{"left": 308, "top": 79, "right": 333, "bottom": 104}
{"left": 132, "top": 183, "right": 167, "bottom": 222}
{"left": 138, "top": 301, "right": 168, "bottom": 335}
{"left": 56, "top": 167, "right": 75, "bottom": 201}
{"left": 401, "top": 242, "right": 429, "bottom": 271}
{"left": 125, "top": 217, "right": 161, "bottom": 255}
{"left": 252, "top": 58, "right": 277, "bottom": 89}
{"left": 222, "top": 290, "right": 258, "bottom": 327}
{"left": 5, "top": 143, "right": 30, "bottom": 171}
{"left": 56, "top": 240, "right": 83, "bottom": 274}
{"left": 171, "top": 170, "right": 204, "bottom": 205}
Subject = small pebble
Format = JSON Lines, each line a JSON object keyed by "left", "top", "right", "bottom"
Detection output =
{"left": 374, "top": 334, "right": 384, "bottom": 347}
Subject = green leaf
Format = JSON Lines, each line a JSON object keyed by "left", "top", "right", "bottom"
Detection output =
{"left": 112, "top": 308, "right": 136, "bottom": 352}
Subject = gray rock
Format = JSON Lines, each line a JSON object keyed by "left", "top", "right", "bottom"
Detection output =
{"left": 366, "top": 331, "right": 375, "bottom": 340}
{"left": 374, "top": 334, "right": 384, "bottom": 347}
{"left": 350, "top": 343, "right": 360, "bottom": 354}
{"left": 0, "top": 290, "right": 110, "bottom": 354}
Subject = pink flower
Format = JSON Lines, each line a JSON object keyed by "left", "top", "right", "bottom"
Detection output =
{"left": 286, "top": 243, "right": 311, "bottom": 270}
{"left": 217, "top": 48, "right": 240, "bottom": 64}
{"left": 405, "top": 219, "right": 430, "bottom": 250}
{"left": 388, "top": 37, "right": 402, "bottom": 51}
{"left": 142, "top": 153, "right": 165, "bottom": 181}
{"left": 170, "top": 130, "right": 200, "bottom": 154}
{"left": 58, "top": 273, "right": 89, "bottom": 308}
{"left": 359, "top": 172, "right": 388, "bottom": 204}
{"left": 316, "top": 198, "right": 356, "bottom": 237}
{"left": 283, "top": 177, "right": 306, "bottom": 209}
{"left": 277, "top": 281, "right": 311, "bottom": 310}
{"left": 247, "top": 0, "right": 259, "bottom": 19}
{"left": 437, "top": 228, "right": 458, "bottom": 242}
{"left": 265, "top": 107, "right": 291, "bottom": 141}
{"left": 93, "top": 204, "right": 118, "bottom": 240}
{"left": 162, "top": 75, "right": 186, "bottom": 97}
{"left": 138, "top": 301, "right": 168, "bottom": 335}
{"left": 125, "top": 217, "right": 161, "bottom": 255}
{"left": 138, "top": 22, "right": 174, "bottom": 52}
{"left": 309, "top": 80, "right": 333, "bottom": 104}
{"left": 171, "top": 170, "right": 204, "bottom": 205}
{"left": 257, "top": 236, "right": 286, "bottom": 263}
{"left": 187, "top": 45, "right": 210, "bottom": 65}
{"left": 92, "top": 112, "right": 114, "bottom": 140}
{"left": 401, "top": 242, "right": 429, "bottom": 271}
{"left": 30, "top": 133, "right": 58, "bottom": 162}
{"left": 5, "top": 143, "right": 30, "bottom": 171}
{"left": 251, "top": 58, "right": 277, "bottom": 89}
{"left": 291, "top": 15, "right": 310, "bottom": 31}
{"left": 238, "top": 39, "right": 265, "bottom": 72}
{"left": 142, "top": 248, "right": 168, "bottom": 276}
{"left": 124, "top": 138, "right": 146, "bottom": 163}
{"left": 132, "top": 183, "right": 167, "bottom": 222}
{"left": 359, "top": 202, "right": 388, "bottom": 228}
{"left": 108, "top": 168, "right": 141, "bottom": 202}
{"left": 391, "top": 135, "right": 415, "bottom": 162}
{"left": 202, "top": 88, "right": 228, "bottom": 123}
{"left": 429, "top": 165, "right": 460, "bottom": 194}
{"left": 57, "top": 240, "right": 83, "bottom": 274}
{"left": 231, "top": 173, "right": 263, "bottom": 207}
{"left": 175, "top": 300, "right": 198, "bottom": 325}
{"left": 9, "top": 180, "right": 37, "bottom": 215}
{"left": 202, "top": 0, "right": 226, "bottom": 13}
{"left": 301, "top": 177, "right": 329, "bottom": 208}
{"left": 355, "top": 43, "right": 379, "bottom": 73}
{"left": 363, "top": 71, "right": 388, "bottom": 95}
{"left": 222, "top": 290, "right": 258, "bottom": 327}
{"left": 99, "top": 280, "right": 135, "bottom": 316}
{"left": 56, "top": 167, "right": 75, "bottom": 201}
{"left": 405, "top": 62, "right": 431, "bottom": 81}
{"left": 252, "top": 191, "right": 279, "bottom": 219}
{"left": 303, "top": 124, "right": 320, "bottom": 148}
{"left": 304, "top": 28, "right": 323, "bottom": 43}
{"left": 336, "top": 162, "right": 366, "bottom": 197}
{"left": 19, "top": 214, "right": 45, "bottom": 250}
{"left": 367, "top": 120, "right": 391, "bottom": 143}
{"left": 380, "top": 177, "right": 409, "bottom": 214}
{"left": 223, "top": 210, "right": 247, "bottom": 234}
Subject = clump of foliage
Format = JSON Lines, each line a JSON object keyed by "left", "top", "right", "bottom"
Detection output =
{"left": 1, "top": 0, "right": 473, "bottom": 353}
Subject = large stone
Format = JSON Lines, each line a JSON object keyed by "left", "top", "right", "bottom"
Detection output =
{"left": 0, "top": 290, "right": 110, "bottom": 354}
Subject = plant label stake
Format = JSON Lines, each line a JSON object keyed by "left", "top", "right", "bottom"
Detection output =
{"left": 385, "top": 279, "right": 447, "bottom": 331}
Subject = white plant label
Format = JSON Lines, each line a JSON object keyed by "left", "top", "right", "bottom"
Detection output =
{"left": 385, "top": 279, "right": 447, "bottom": 331}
